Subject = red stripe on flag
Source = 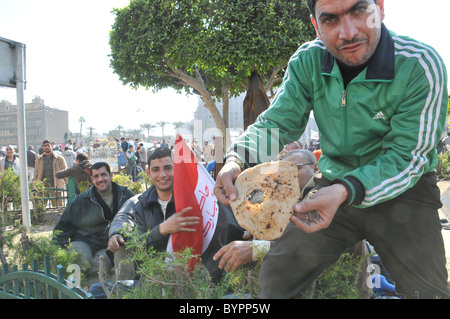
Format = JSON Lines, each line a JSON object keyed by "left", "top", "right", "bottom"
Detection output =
{"left": 172, "top": 134, "right": 203, "bottom": 267}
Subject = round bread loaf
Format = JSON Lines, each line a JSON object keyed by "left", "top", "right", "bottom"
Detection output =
{"left": 230, "top": 161, "right": 300, "bottom": 240}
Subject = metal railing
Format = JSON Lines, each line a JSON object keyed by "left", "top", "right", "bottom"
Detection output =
{"left": 0, "top": 256, "right": 91, "bottom": 299}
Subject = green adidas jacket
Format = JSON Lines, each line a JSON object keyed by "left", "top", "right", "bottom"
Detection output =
{"left": 229, "top": 24, "right": 448, "bottom": 208}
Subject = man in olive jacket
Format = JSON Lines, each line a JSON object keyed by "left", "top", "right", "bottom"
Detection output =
{"left": 53, "top": 162, "right": 134, "bottom": 278}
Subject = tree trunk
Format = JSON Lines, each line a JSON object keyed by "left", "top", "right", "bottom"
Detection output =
{"left": 166, "top": 61, "right": 228, "bottom": 153}
{"left": 243, "top": 71, "right": 271, "bottom": 130}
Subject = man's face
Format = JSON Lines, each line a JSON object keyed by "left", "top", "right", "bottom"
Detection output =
{"left": 91, "top": 166, "right": 112, "bottom": 193}
{"left": 311, "top": 0, "right": 385, "bottom": 67}
{"left": 42, "top": 142, "right": 52, "bottom": 155}
{"left": 5, "top": 146, "right": 14, "bottom": 158}
{"left": 147, "top": 156, "right": 174, "bottom": 193}
{"left": 282, "top": 153, "right": 318, "bottom": 191}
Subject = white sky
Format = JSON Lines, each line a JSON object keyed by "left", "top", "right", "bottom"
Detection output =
{"left": 0, "top": 0, "right": 449, "bottom": 136}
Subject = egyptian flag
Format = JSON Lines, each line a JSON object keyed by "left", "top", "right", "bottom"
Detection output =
{"left": 167, "top": 134, "right": 219, "bottom": 270}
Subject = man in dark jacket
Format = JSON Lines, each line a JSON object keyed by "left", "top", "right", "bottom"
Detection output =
{"left": 108, "top": 147, "right": 244, "bottom": 282}
{"left": 53, "top": 162, "right": 134, "bottom": 278}
{"left": 27, "top": 145, "right": 36, "bottom": 182}
{"left": 55, "top": 152, "right": 93, "bottom": 194}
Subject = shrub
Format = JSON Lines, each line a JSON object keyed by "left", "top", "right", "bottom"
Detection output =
{"left": 3, "top": 230, "right": 86, "bottom": 285}
{"left": 298, "top": 252, "right": 367, "bottom": 299}
{"left": 29, "top": 180, "right": 46, "bottom": 224}
{"left": 0, "top": 168, "right": 21, "bottom": 227}
{"left": 120, "top": 229, "right": 227, "bottom": 299}
{"left": 112, "top": 173, "right": 143, "bottom": 194}
{"left": 436, "top": 152, "right": 450, "bottom": 179}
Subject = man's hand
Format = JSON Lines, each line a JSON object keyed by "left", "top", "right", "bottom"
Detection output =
{"left": 159, "top": 207, "right": 200, "bottom": 235}
{"left": 213, "top": 161, "right": 242, "bottom": 205}
{"left": 213, "top": 241, "right": 252, "bottom": 272}
{"left": 291, "top": 183, "right": 348, "bottom": 233}
{"left": 108, "top": 234, "right": 125, "bottom": 252}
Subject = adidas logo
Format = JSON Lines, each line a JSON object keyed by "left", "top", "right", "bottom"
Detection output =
{"left": 372, "top": 111, "right": 385, "bottom": 120}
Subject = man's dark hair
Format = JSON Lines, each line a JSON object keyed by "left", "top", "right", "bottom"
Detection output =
{"left": 90, "top": 161, "right": 111, "bottom": 175}
{"left": 148, "top": 147, "right": 172, "bottom": 167}
{"left": 307, "top": 0, "right": 378, "bottom": 18}
{"left": 42, "top": 139, "right": 51, "bottom": 145}
{"left": 76, "top": 153, "right": 89, "bottom": 162}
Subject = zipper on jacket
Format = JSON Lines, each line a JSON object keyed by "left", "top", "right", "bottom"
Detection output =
{"left": 341, "top": 87, "right": 349, "bottom": 154}
{"left": 341, "top": 90, "right": 347, "bottom": 107}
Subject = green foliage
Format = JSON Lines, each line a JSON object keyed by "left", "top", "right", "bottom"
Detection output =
{"left": 112, "top": 172, "right": 143, "bottom": 194}
{"left": 77, "top": 180, "right": 92, "bottom": 194}
{"left": 138, "top": 170, "right": 152, "bottom": 190}
{"left": 436, "top": 152, "right": 450, "bottom": 179}
{"left": 109, "top": 0, "right": 315, "bottom": 96}
{"left": 222, "top": 259, "right": 261, "bottom": 299}
{"left": 223, "top": 250, "right": 366, "bottom": 299}
{"left": 0, "top": 168, "right": 21, "bottom": 227}
{"left": 299, "top": 252, "right": 366, "bottom": 299}
{"left": 120, "top": 229, "right": 227, "bottom": 299}
{"left": 28, "top": 180, "right": 46, "bottom": 224}
{"left": 3, "top": 231, "right": 85, "bottom": 285}
{"left": 447, "top": 94, "right": 449, "bottom": 116}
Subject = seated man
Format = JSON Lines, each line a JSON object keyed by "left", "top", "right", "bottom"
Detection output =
{"left": 213, "top": 149, "right": 319, "bottom": 271}
{"left": 108, "top": 147, "right": 244, "bottom": 282}
{"left": 214, "top": 148, "right": 372, "bottom": 297}
{"left": 55, "top": 152, "right": 93, "bottom": 194}
{"left": 53, "top": 162, "right": 135, "bottom": 279}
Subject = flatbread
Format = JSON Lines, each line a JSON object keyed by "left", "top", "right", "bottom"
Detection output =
{"left": 230, "top": 161, "right": 300, "bottom": 240}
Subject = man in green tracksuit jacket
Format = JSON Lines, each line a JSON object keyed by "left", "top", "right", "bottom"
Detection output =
{"left": 214, "top": 0, "right": 449, "bottom": 298}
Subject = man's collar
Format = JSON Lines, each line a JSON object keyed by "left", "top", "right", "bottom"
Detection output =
{"left": 301, "top": 173, "right": 319, "bottom": 200}
{"left": 321, "top": 23, "right": 395, "bottom": 80}
{"left": 144, "top": 185, "right": 174, "bottom": 206}
{"left": 92, "top": 181, "right": 116, "bottom": 197}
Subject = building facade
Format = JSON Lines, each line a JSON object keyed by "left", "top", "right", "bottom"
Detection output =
{"left": 0, "top": 96, "right": 68, "bottom": 149}
{"left": 194, "top": 93, "right": 245, "bottom": 135}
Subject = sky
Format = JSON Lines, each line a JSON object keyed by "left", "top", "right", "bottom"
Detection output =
{"left": 0, "top": 0, "right": 449, "bottom": 137}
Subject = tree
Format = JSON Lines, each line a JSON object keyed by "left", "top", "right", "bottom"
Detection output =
{"left": 107, "top": 129, "right": 121, "bottom": 139}
{"left": 109, "top": 0, "right": 315, "bottom": 148}
{"left": 172, "top": 121, "right": 185, "bottom": 133}
{"left": 78, "top": 116, "right": 85, "bottom": 144}
{"left": 140, "top": 123, "right": 156, "bottom": 142}
{"left": 116, "top": 125, "right": 124, "bottom": 137}
{"left": 156, "top": 121, "right": 168, "bottom": 139}
{"left": 0, "top": 168, "right": 20, "bottom": 227}
{"left": 129, "top": 129, "right": 143, "bottom": 140}
{"left": 87, "top": 127, "right": 95, "bottom": 138}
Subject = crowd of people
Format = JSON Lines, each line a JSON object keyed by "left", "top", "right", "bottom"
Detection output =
{"left": 1, "top": 0, "right": 450, "bottom": 299}
{"left": 0, "top": 139, "right": 93, "bottom": 208}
